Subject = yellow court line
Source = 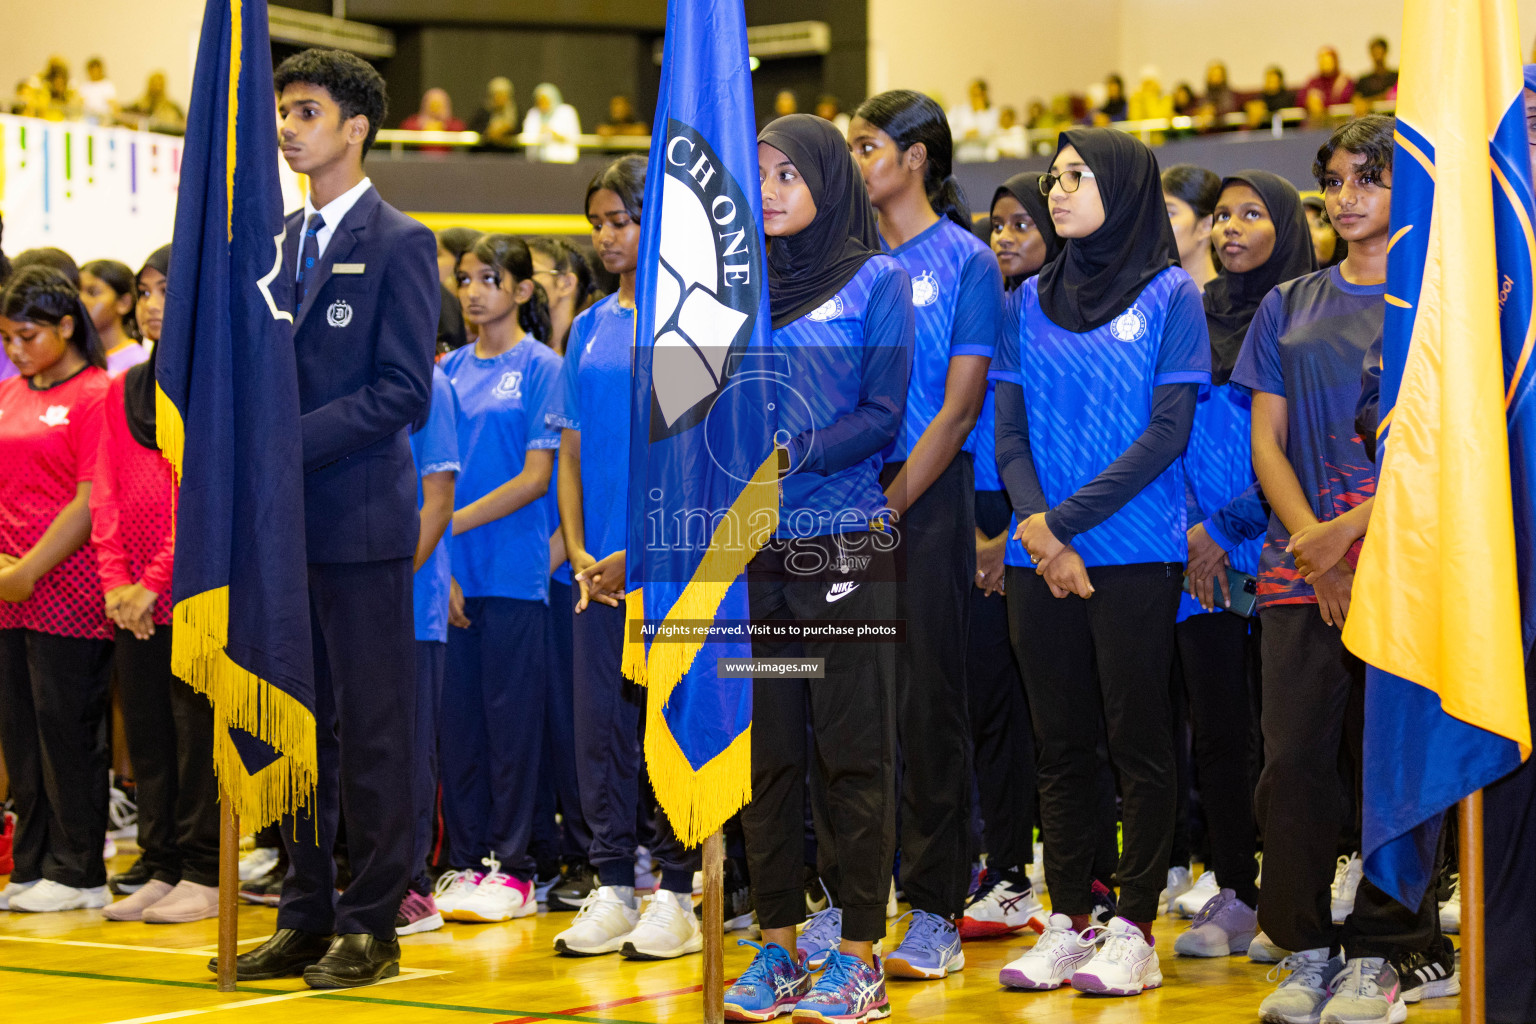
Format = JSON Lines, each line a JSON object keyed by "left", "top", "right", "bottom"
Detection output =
{"left": 96, "top": 969, "right": 449, "bottom": 1024}
{"left": 0, "top": 934, "right": 214, "bottom": 958}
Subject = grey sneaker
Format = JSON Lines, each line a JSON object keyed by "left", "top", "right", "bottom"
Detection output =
{"left": 1320, "top": 957, "right": 1407, "bottom": 1024}
{"left": 1259, "top": 948, "right": 1344, "bottom": 1024}
{"left": 1174, "top": 887, "right": 1257, "bottom": 957}
{"left": 1250, "top": 929, "right": 1291, "bottom": 964}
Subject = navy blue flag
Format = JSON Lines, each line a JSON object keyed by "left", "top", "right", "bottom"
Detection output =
{"left": 155, "top": 0, "right": 316, "bottom": 827}
{"left": 624, "top": 0, "right": 777, "bottom": 844}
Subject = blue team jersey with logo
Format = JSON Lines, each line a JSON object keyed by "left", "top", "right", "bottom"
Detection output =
{"left": 966, "top": 287, "right": 1023, "bottom": 493}
{"left": 882, "top": 218, "right": 1003, "bottom": 461}
{"left": 775, "top": 256, "right": 913, "bottom": 538}
{"left": 990, "top": 266, "right": 1210, "bottom": 568}
{"left": 1177, "top": 381, "right": 1265, "bottom": 621}
{"left": 1231, "top": 266, "right": 1381, "bottom": 610}
{"left": 441, "top": 336, "right": 563, "bottom": 602}
{"left": 411, "top": 366, "right": 461, "bottom": 642}
{"left": 548, "top": 294, "right": 633, "bottom": 562}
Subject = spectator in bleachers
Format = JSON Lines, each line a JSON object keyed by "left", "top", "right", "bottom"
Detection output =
{"left": 1302, "top": 46, "right": 1354, "bottom": 118}
{"left": 402, "top": 88, "right": 466, "bottom": 154}
{"left": 1172, "top": 83, "right": 1199, "bottom": 117}
{"left": 1200, "top": 61, "right": 1241, "bottom": 125}
{"left": 1353, "top": 37, "right": 1398, "bottom": 105}
{"left": 773, "top": 89, "right": 799, "bottom": 117}
{"left": 994, "top": 106, "right": 1027, "bottom": 158}
{"left": 78, "top": 58, "right": 117, "bottom": 125}
{"left": 1024, "top": 99, "right": 1047, "bottom": 130}
{"left": 1129, "top": 67, "right": 1174, "bottom": 122}
{"left": 950, "top": 78, "right": 999, "bottom": 162}
{"left": 813, "top": 95, "right": 850, "bottom": 138}
{"left": 119, "top": 72, "right": 185, "bottom": 135}
{"left": 468, "top": 77, "right": 519, "bottom": 150}
{"left": 521, "top": 83, "right": 581, "bottom": 163}
{"left": 31, "top": 58, "right": 81, "bottom": 122}
{"left": 1097, "top": 74, "right": 1128, "bottom": 124}
{"left": 1247, "top": 66, "right": 1297, "bottom": 127}
{"left": 595, "top": 95, "right": 648, "bottom": 138}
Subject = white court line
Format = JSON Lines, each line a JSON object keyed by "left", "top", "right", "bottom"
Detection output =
{"left": 0, "top": 934, "right": 214, "bottom": 958}
{"left": 95, "top": 969, "right": 448, "bottom": 1024}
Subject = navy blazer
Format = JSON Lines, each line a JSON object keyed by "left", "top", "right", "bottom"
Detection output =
{"left": 283, "top": 186, "right": 437, "bottom": 564}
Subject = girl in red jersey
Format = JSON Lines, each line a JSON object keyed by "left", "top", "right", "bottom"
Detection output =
{"left": 94, "top": 246, "right": 220, "bottom": 923}
{"left": 0, "top": 266, "right": 114, "bottom": 914}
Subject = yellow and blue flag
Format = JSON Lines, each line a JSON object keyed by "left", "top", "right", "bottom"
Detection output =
{"left": 1342, "top": 0, "right": 1535, "bottom": 905}
{"left": 625, "top": 0, "right": 777, "bottom": 845}
{"left": 155, "top": 0, "right": 316, "bottom": 829}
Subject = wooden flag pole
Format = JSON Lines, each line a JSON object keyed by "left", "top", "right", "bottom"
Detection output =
{"left": 1457, "top": 792, "right": 1484, "bottom": 1024}
{"left": 702, "top": 830, "right": 725, "bottom": 1024}
{"left": 216, "top": 793, "right": 240, "bottom": 992}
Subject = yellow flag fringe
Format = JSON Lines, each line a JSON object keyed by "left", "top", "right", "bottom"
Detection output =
{"left": 155, "top": 384, "right": 318, "bottom": 829}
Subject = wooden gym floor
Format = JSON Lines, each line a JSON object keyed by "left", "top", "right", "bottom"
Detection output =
{"left": 0, "top": 851, "right": 1462, "bottom": 1024}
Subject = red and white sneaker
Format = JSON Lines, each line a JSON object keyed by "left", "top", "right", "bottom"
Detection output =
{"left": 1070, "top": 917, "right": 1163, "bottom": 996}
{"left": 958, "top": 872, "right": 1047, "bottom": 940}
{"left": 0, "top": 811, "right": 15, "bottom": 876}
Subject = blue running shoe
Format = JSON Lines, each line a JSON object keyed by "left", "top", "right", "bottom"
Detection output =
{"left": 724, "top": 941, "right": 812, "bottom": 1022}
{"left": 800, "top": 906, "right": 842, "bottom": 970}
{"left": 884, "top": 909, "right": 965, "bottom": 980}
{"left": 792, "top": 949, "right": 890, "bottom": 1023}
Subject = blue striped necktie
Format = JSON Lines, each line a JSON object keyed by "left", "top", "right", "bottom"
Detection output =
{"left": 295, "top": 211, "right": 325, "bottom": 312}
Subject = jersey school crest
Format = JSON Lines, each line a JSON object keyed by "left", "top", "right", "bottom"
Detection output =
{"left": 807, "top": 295, "right": 844, "bottom": 321}
{"left": 1110, "top": 306, "right": 1148, "bottom": 342}
{"left": 911, "top": 270, "right": 940, "bottom": 307}
{"left": 649, "top": 121, "right": 764, "bottom": 436}
{"left": 492, "top": 370, "right": 523, "bottom": 400}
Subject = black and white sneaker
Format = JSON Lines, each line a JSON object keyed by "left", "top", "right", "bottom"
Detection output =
{"left": 546, "top": 859, "right": 597, "bottom": 912}
{"left": 1392, "top": 936, "right": 1461, "bottom": 1003}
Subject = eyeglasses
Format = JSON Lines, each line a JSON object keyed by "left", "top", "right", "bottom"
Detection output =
{"left": 1040, "top": 169, "right": 1096, "bottom": 195}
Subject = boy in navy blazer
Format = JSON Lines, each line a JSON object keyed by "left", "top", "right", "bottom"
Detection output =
{"left": 224, "top": 48, "right": 437, "bottom": 989}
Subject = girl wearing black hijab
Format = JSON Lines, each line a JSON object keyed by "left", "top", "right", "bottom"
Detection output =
{"left": 992, "top": 128, "right": 1209, "bottom": 996}
{"left": 957, "top": 172, "right": 1059, "bottom": 943}
{"left": 725, "top": 114, "right": 912, "bottom": 1024}
{"left": 96, "top": 246, "right": 221, "bottom": 924}
{"left": 1168, "top": 172, "right": 1316, "bottom": 958}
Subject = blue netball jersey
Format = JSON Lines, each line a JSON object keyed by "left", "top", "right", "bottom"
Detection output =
{"left": 966, "top": 287, "right": 1024, "bottom": 492}
{"left": 990, "top": 266, "right": 1210, "bottom": 568}
{"left": 548, "top": 294, "right": 633, "bottom": 562}
{"left": 441, "top": 336, "right": 563, "bottom": 602}
{"left": 1177, "top": 382, "right": 1267, "bottom": 620}
{"left": 882, "top": 218, "right": 1003, "bottom": 461}
{"left": 775, "top": 255, "right": 913, "bottom": 538}
{"left": 411, "top": 366, "right": 461, "bottom": 642}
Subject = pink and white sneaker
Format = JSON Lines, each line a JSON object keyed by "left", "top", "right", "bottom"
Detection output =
{"left": 397, "top": 889, "right": 445, "bottom": 935}
{"left": 998, "top": 913, "right": 1105, "bottom": 989}
{"left": 454, "top": 854, "right": 535, "bottom": 923}
{"left": 433, "top": 868, "right": 483, "bottom": 919}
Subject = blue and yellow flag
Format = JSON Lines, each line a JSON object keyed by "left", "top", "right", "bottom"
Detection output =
{"left": 624, "top": 0, "right": 776, "bottom": 845}
{"left": 1342, "top": 0, "right": 1535, "bottom": 906}
{"left": 155, "top": 0, "right": 316, "bottom": 829}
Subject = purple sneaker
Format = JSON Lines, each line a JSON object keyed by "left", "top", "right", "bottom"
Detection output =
{"left": 792, "top": 950, "right": 890, "bottom": 1023}
{"left": 724, "top": 941, "right": 811, "bottom": 1022}
{"left": 1174, "top": 887, "right": 1256, "bottom": 957}
{"left": 397, "top": 889, "right": 445, "bottom": 935}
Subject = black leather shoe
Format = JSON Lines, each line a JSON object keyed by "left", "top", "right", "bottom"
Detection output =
{"left": 109, "top": 858, "right": 152, "bottom": 895}
{"left": 302, "top": 933, "right": 401, "bottom": 989}
{"left": 207, "top": 927, "right": 333, "bottom": 980}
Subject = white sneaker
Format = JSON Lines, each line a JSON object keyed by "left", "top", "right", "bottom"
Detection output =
{"left": 432, "top": 868, "right": 483, "bottom": 917}
{"left": 1170, "top": 869, "right": 1219, "bottom": 918}
{"left": 1159, "top": 865, "right": 1193, "bottom": 915}
{"left": 1320, "top": 956, "right": 1407, "bottom": 1024}
{"left": 621, "top": 889, "right": 703, "bottom": 959}
{"left": 454, "top": 854, "right": 535, "bottom": 923}
{"left": 554, "top": 885, "right": 640, "bottom": 955}
{"left": 1331, "top": 854, "right": 1362, "bottom": 924}
{"left": 1249, "top": 929, "right": 1291, "bottom": 964}
{"left": 1438, "top": 874, "right": 1460, "bottom": 934}
{"left": 958, "top": 874, "right": 1047, "bottom": 939}
{"left": 0, "top": 879, "right": 39, "bottom": 910}
{"left": 692, "top": 870, "right": 704, "bottom": 896}
{"left": 103, "top": 837, "right": 117, "bottom": 860}
{"left": 238, "top": 847, "right": 279, "bottom": 882}
{"left": 1030, "top": 842, "right": 1048, "bottom": 893}
{"left": 1070, "top": 917, "right": 1163, "bottom": 996}
{"left": 9, "top": 879, "right": 111, "bottom": 913}
{"left": 998, "top": 913, "right": 1104, "bottom": 990}
{"left": 1259, "top": 948, "right": 1344, "bottom": 1024}
{"left": 886, "top": 879, "right": 898, "bottom": 918}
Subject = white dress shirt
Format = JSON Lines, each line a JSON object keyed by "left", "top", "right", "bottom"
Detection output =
{"left": 299, "top": 175, "right": 374, "bottom": 279}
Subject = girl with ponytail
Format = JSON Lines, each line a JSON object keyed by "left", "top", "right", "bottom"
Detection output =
{"left": 848, "top": 90, "right": 1004, "bottom": 976}
{"left": 0, "top": 266, "right": 114, "bottom": 913}
{"left": 431, "top": 233, "right": 565, "bottom": 923}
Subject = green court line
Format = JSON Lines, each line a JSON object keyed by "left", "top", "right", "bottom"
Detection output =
{"left": 0, "top": 963, "right": 656, "bottom": 1024}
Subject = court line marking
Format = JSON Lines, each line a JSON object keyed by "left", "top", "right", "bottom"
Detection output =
{"left": 0, "top": 962, "right": 669, "bottom": 1024}
{"left": 496, "top": 982, "right": 705, "bottom": 1024}
{"left": 0, "top": 934, "right": 218, "bottom": 958}
{"left": 98, "top": 969, "right": 449, "bottom": 1024}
